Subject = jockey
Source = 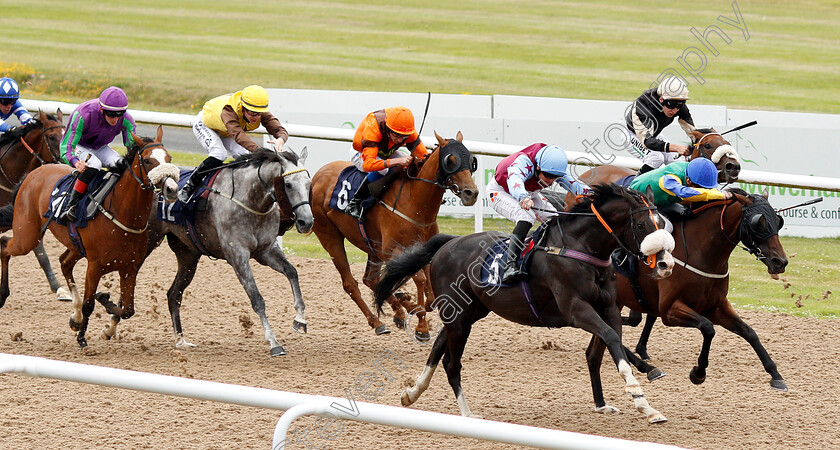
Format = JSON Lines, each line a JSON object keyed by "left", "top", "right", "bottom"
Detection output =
{"left": 487, "top": 143, "right": 590, "bottom": 283}
{"left": 58, "top": 86, "right": 136, "bottom": 222}
{"left": 625, "top": 76, "right": 696, "bottom": 174}
{"left": 178, "top": 85, "right": 289, "bottom": 203}
{"left": 0, "top": 77, "right": 34, "bottom": 134}
{"left": 345, "top": 106, "right": 430, "bottom": 220}
{"left": 629, "top": 157, "right": 732, "bottom": 232}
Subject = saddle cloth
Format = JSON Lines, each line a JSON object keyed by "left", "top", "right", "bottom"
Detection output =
{"left": 328, "top": 166, "right": 376, "bottom": 215}
{"left": 156, "top": 168, "right": 222, "bottom": 225}
{"left": 44, "top": 170, "right": 119, "bottom": 228}
{"left": 479, "top": 224, "right": 549, "bottom": 288}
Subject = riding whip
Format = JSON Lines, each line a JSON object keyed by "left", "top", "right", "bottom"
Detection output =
{"left": 776, "top": 197, "right": 823, "bottom": 213}
{"left": 720, "top": 120, "right": 758, "bottom": 136}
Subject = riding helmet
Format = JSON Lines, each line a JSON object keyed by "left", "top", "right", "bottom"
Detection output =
{"left": 0, "top": 77, "right": 20, "bottom": 99}
{"left": 686, "top": 158, "right": 718, "bottom": 188}
{"left": 657, "top": 76, "right": 690, "bottom": 100}
{"left": 385, "top": 106, "right": 416, "bottom": 135}
{"left": 99, "top": 86, "right": 129, "bottom": 111}
{"left": 241, "top": 85, "right": 270, "bottom": 113}
{"left": 535, "top": 145, "right": 569, "bottom": 177}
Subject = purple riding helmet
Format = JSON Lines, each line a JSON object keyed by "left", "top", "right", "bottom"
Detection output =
{"left": 99, "top": 86, "right": 129, "bottom": 111}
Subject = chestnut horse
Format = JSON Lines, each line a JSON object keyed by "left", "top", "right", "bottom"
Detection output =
{"left": 374, "top": 184, "right": 675, "bottom": 423}
{"left": 618, "top": 189, "right": 789, "bottom": 391}
{"left": 0, "top": 110, "right": 71, "bottom": 301}
{"left": 310, "top": 132, "right": 478, "bottom": 338}
{"left": 0, "top": 127, "right": 180, "bottom": 349}
{"left": 687, "top": 128, "right": 740, "bottom": 183}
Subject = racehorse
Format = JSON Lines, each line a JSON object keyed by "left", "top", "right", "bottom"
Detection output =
{"left": 145, "top": 147, "right": 313, "bottom": 357}
{"left": 374, "top": 184, "right": 676, "bottom": 423}
{"left": 0, "top": 110, "right": 71, "bottom": 301}
{"left": 617, "top": 189, "right": 789, "bottom": 391}
{"left": 310, "top": 132, "right": 478, "bottom": 338}
{"left": 687, "top": 128, "right": 740, "bottom": 183}
{"left": 0, "top": 126, "right": 180, "bottom": 349}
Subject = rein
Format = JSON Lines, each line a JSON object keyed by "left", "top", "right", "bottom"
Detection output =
{"left": 209, "top": 158, "right": 310, "bottom": 217}
{"left": 0, "top": 122, "right": 65, "bottom": 192}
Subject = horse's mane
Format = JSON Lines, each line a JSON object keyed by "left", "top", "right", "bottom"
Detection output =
{"left": 0, "top": 115, "right": 55, "bottom": 147}
{"left": 111, "top": 135, "right": 153, "bottom": 175}
{"left": 550, "top": 183, "right": 629, "bottom": 225}
{"left": 230, "top": 148, "right": 296, "bottom": 168}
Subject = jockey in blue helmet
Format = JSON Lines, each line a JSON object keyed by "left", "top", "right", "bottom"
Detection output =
{"left": 0, "top": 77, "right": 34, "bottom": 134}
{"left": 487, "top": 143, "right": 591, "bottom": 282}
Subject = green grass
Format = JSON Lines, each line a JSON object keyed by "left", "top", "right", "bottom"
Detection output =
{"left": 2, "top": 0, "right": 839, "bottom": 113}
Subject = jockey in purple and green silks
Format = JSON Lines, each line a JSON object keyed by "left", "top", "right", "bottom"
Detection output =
{"left": 0, "top": 77, "right": 33, "bottom": 134}
{"left": 58, "top": 86, "right": 137, "bottom": 222}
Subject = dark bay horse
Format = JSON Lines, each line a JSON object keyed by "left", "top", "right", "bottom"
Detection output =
{"left": 0, "top": 110, "right": 71, "bottom": 301}
{"left": 374, "top": 184, "right": 675, "bottom": 423}
{"left": 617, "top": 189, "right": 789, "bottom": 391}
{"left": 146, "top": 147, "right": 314, "bottom": 357}
{"left": 311, "top": 132, "right": 478, "bottom": 338}
{"left": 0, "top": 126, "right": 180, "bottom": 349}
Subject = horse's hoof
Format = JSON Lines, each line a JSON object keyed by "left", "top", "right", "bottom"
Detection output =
{"left": 689, "top": 367, "right": 706, "bottom": 385}
{"left": 175, "top": 336, "right": 197, "bottom": 349}
{"left": 100, "top": 331, "right": 112, "bottom": 341}
{"left": 393, "top": 316, "right": 406, "bottom": 329}
{"left": 400, "top": 390, "right": 414, "bottom": 406}
{"left": 770, "top": 379, "right": 788, "bottom": 392}
{"left": 69, "top": 317, "right": 82, "bottom": 332}
{"left": 648, "top": 413, "right": 668, "bottom": 424}
{"left": 292, "top": 319, "right": 308, "bottom": 334}
{"left": 374, "top": 324, "right": 390, "bottom": 335}
{"left": 56, "top": 287, "right": 72, "bottom": 302}
{"left": 270, "top": 345, "right": 287, "bottom": 357}
{"left": 594, "top": 405, "right": 620, "bottom": 414}
{"left": 78, "top": 337, "right": 88, "bottom": 349}
{"left": 414, "top": 330, "right": 431, "bottom": 342}
{"left": 647, "top": 368, "right": 666, "bottom": 381}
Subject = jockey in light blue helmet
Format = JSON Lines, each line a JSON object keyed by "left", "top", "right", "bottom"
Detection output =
{"left": 0, "top": 77, "right": 33, "bottom": 134}
{"left": 535, "top": 144, "right": 569, "bottom": 177}
{"left": 685, "top": 157, "right": 718, "bottom": 188}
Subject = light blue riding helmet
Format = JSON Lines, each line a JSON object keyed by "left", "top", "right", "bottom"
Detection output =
{"left": 0, "top": 77, "right": 20, "bottom": 99}
{"left": 686, "top": 158, "right": 717, "bottom": 188}
{"left": 535, "top": 145, "right": 568, "bottom": 177}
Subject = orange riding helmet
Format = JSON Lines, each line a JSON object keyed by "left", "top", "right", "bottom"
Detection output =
{"left": 385, "top": 106, "right": 416, "bottom": 135}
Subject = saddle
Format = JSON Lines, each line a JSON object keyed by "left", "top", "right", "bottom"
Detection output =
{"left": 46, "top": 170, "right": 120, "bottom": 228}
{"left": 480, "top": 224, "right": 549, "bottom": 288}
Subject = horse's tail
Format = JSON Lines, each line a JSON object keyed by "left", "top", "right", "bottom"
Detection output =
{"left": 374, "top": 234, "right": 457, "bottom": 314}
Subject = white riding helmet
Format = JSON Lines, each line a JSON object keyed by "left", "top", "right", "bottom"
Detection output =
{"left": 657, "top": 76, "right": 690, "bottom": 100}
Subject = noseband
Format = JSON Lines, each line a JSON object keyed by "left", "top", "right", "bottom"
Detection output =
{"left": 590, "top": 195, "right": 661, "bottom": 266}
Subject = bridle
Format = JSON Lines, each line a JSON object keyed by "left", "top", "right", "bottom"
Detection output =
{"left": 256, "top": 157, "right": 310, "bottom": 218}
{"left": 692, "top": 196, "right": 782, "bottom": 263}
{"left": 126, "top": 141, "right": 165, "bottom": 192}
{"left": 0, "top": 120, "right": 65, "bottom": 192}
{"left": 406, "top": 140, "right": 477, "bottom": 196}
{"left": 590, "top": 194, "right": 662, "bottom": 267}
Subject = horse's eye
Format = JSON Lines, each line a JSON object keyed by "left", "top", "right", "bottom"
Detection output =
{"left": 704, "top": 144, "right": 712, "bottom": 149}
{"left": 143, "top": 158, "right": 151, "bottom": 165}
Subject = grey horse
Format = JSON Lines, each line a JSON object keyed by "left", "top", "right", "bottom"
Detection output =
{"left": 146, "top": 146, "right": 313, "bottom": 356}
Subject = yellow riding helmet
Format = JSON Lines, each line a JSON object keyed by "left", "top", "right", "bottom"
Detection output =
{"left": 385, "top": 106, "right": 416, "bottom": 135}
{"left": 241, "top": 85, "right": 270, "bottom": 113}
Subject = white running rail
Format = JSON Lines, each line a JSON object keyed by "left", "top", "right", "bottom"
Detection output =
{"left": 0, "top": 353, "right": 684, "bottom": 450}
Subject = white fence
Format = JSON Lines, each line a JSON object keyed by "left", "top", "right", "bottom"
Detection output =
{"left": 0, "top": 353, "right": 684, "bottom": 450}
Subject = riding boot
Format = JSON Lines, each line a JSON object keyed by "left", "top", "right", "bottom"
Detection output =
{"left": 58, "top": 167, "right": 98, "bottom": 223}
{"left": 346, "top": 177, "right": 371, "bottom": 220}
{"left": 178, "top": 157, "right": 224, "bottom": 204}
{"left": 501, "top": 220, "right": 532, "bottom": 283}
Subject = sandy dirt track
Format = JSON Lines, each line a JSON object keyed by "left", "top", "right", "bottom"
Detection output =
{"left": 1, "top": 234, "right": 839, "bottom": 449}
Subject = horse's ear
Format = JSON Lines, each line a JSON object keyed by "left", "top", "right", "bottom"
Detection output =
{"left": 644, "top": 186, "right": 656, "bottom": 203}
{"left": 456, "top": 131, "right": 463, "bottom": 142}
{"left": 130, "top": 130, "right": 143, "bottom": 148}
{"left": 298, "top": 146, "right": 308, "bottom": 165}
{"left": 39, "top": 109, "right": 47, "bottom": 122}
{"left": 434, "top": 131, "right": 447, "bottom": 148}
{"left": 690, "top": 129, "right": 703, "bottom": 143}
{"left": 56, "top": 108, "right": 63, "bottom": 122}
{"left": 761, "top": 188, "right": 769, "bottom": 199}
{"left": 155, "top": 125, "right": 164, "bottom": 143}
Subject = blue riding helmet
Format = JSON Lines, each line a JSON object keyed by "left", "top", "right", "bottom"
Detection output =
{"left": 686, "top": 158, "right": 718, "bottom": 188}
{"left": 535, "top": 145, "right": 568, "bottom": 177}
{"left": 0, "top": 77, "right": 20, "bottom": 99}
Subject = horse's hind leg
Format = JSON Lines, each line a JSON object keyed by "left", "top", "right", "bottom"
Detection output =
{"left": 441, "top": 308, "right": 488, "bottom": 418}
{"left": 402, "top": 328, "right": 448, "bottom": 407}
{"left": 363, "top": 260, "right": 404, "bottom": 331}
{"left": 1, "top": 230, "right": 44, "bottom": 306}
{"left": 634, "top": 313, "right": 658, "bottom": 361}
{"left": 409, "top": 271, "right": 431, "bottom": 342}
{"left": 622, "top": 344, "right": 666, "bottom": 382}
{"left": 228, "top": 250, "right": 286, "bottom": 357}
{"left": 33, "top": 241, "right": 71, "bottom": 301}
{"left": 711, "top": 301, "right": 787, "bottom": 391}
{"left": 661, "top": 300, "right": 716, "bottom": 386}
{"left": 164, "top": 237, "right": 202, "bottom": 348}
{"left": 257, "top": 239, "right": 307, "bottom": 334}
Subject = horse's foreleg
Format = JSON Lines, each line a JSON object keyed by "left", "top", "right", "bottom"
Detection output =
{"left": 711, "top": 301, "right": 787, "bottom": 391}
{"left": 59, "top": 249, "right": 84, "bottom": 329}
{"left": 33, "top": 241, "right": 70, "bottom": 301}
{"left": 165, "top": 238, "right": 202, "bottom": 349}
{"left": 575, "top": 300, "right": 666, "bottom": 424}
{"left": 402, "top": 328, "right": 448, "bottom": 407}
{"left": 0, "top": 236, "right": 12, "bottom": 307}
{"left": 229, "top": 251, "right": 286, "bottom": 357}
{"left": 409, "top": 271, "right": 430, "bottom": 342}
{"left": 364, "top": 260, "right": 401, "bottom": 334}
{"left": 258, "top": 240, "right": 307, "bottom": 334}
{"left": 661, "top": 300, "right": 715, "bottom": 385}
{"left": 634, "top": 313, "right": 658, "bottom": 361}
{"left": 76, "top": 263, "right": 104, "bottom": 349}
{"left": 622, "top": 343, "right": 666, "bottom": 382}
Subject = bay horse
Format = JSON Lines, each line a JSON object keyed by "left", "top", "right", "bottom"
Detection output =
{"left": 617, "top": 189, "right": 789, "bottom": 391}
{"left": 374, "top": 184, "right": 676, "bottom": 423}
{"left": 0, "top": 110, "right": 71, "bottom": 301}
{"left": 145, "top": 146, "right": 313, "bottom": 357}
{"left": 0, "top": 126, "right": 180, "bottom": 349}
{"left": 687, "top": 128, "right": 740, "bottom": 183}
{"left": 310, "top": 131, "right": 478, "bottom": 338}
